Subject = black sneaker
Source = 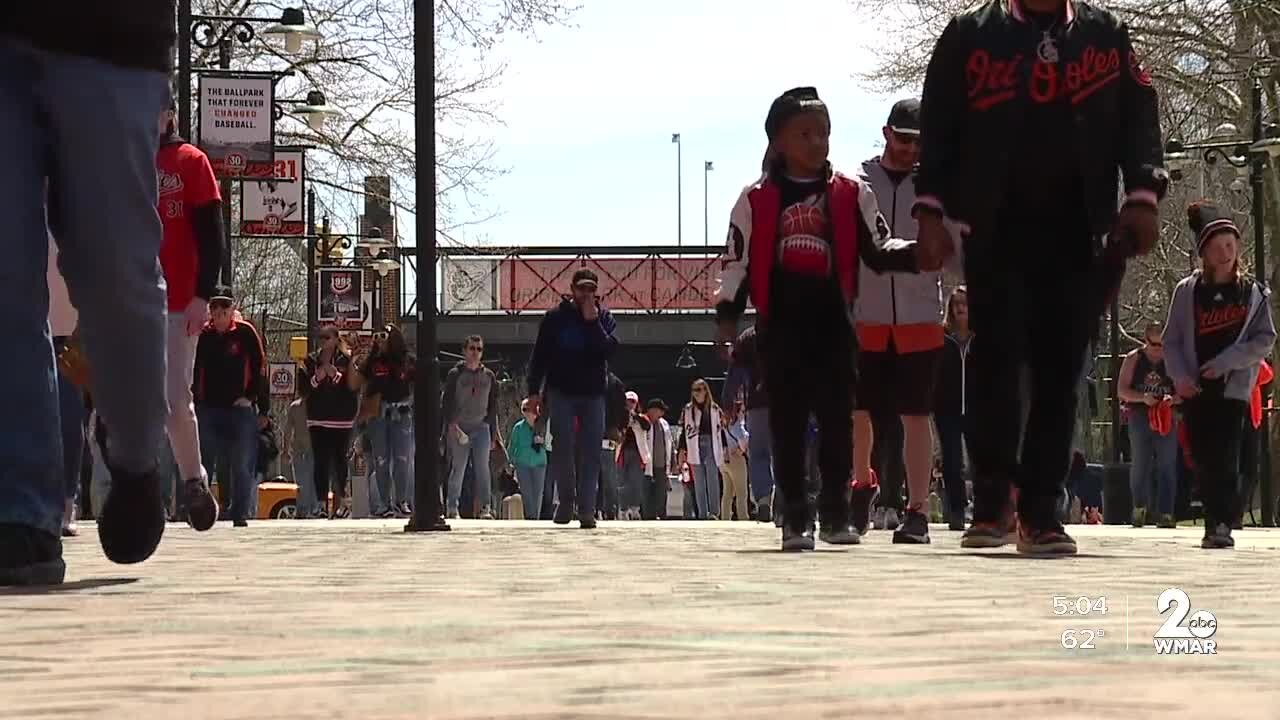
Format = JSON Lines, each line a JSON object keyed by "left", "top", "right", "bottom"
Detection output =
{"left": 98, "top": 464, "right": 167, "bottom": 565}
{"left": 579, "top": 516, "right": 598, "bottom": 530}
{"left": 1016, "top": 523, "right": 1078, "bottom": 555}
{"left": 755, "top": 501, "right": 771, "bottom": 524}
{"left": 781, "top": 522, "right": 815, "bottom": 552}
{"left": 892, "top": 509, "right": 931, "bottom": 544}
{"left": 818, "top": 523, "right": 861, "bottom": 545}
{"left": 851, "top": 484, "right": 880, "bottom": 535}
{"left": 184, "top": 477, "right": 219, "bottom": 532}
{"left": 233, "top": 519, "right": 249, "bottom": 528}
{"left": 0, "top": 524, "right": 66, "bottom": 586}
{"left": 1201, "top": 523, "right": 1234, "bottom": 549}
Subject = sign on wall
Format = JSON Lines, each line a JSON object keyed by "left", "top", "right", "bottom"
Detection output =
{"left": 268, "top": 362, "right": 297, "bottom": 397}
{"left": 441, "top": 257, "right": 499, "bottom": 311}
{"left": 198, "top": 75, "right": 275, "bottom": 177}
{"left": 317, "top": 268, "right": 364, "bottom": 325}
{"left": 241, "top": 149, "right": 305, "bottom": 235}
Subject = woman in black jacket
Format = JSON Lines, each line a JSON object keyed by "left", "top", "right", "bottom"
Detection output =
{"left": 299, "top": 326, "right": 359, "bottom": 518}
{"left": 934, "top": 286, "right": 975, "bottom": 531}
{"left": 362, "top": 325, "right": 417, "bottom": 517}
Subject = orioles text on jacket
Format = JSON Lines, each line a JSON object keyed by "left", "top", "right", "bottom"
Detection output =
{"left": 914, "top": 0, "right": 1167, "bottom": 235}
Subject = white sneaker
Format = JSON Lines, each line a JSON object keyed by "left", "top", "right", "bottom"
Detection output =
{"left": 628, "top": 506, "right": 641, "bottom": 520}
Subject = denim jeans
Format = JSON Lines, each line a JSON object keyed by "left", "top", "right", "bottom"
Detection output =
{"left": 691, "top": 435, "right": 722, "bottom": 519}
{"left": 371, "top": 407, "right": 414, "bottom": 512}
{"left": 620, "top": 445, "right": 645, "bottom": 510}
{"left": 292, "top": 449, "right": 320, "bottom": 516}
{"left": 516, "top": 464, "right": 547, "bottom": 520}
{"left": 0, "top": 39, "right": 170, "bottom": 538}
{"left": 1128, "top": 410, "right": 1178, "bottom": 515}
{"left": 934, "top": 412, "right": 971, "bottom": 520}
{"left": 546, "top": 389, "right": 605, "bottom": 521}
{"left": 745, "top": 407, "right": 774, "bottom": 503}
{"left": 197, "top": 407, "right": 259, "bottom": 522}
{"left": 598, "top": 446, "right": 619, "bottom": 517}
{"left": 56, "top": 366, "right": 84, "bottom": 502}
{"left": 447, "top": 421, "right": 492, "bottom": 515}
{"left": 642, "top": 466, "right": 669, "bottom": 520}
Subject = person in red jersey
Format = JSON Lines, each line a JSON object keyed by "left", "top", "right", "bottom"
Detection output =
{"left": 156, "top": 98, "right": 224, "bottom": 532}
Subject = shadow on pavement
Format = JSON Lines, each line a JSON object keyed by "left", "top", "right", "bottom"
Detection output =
{"left": 0, "top": 577, "right": 138, "bottom": 596}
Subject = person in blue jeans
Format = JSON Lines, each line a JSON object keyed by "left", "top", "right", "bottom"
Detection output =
{"left": 193, "top": 289, "right": 270, "bottom": 527}
{"left": 363, "top": 325, "right": 417, "bottom": 517}
{"left": 1116, "top": 322, "right": 1179, "bottom": 528}
{"left": 526, "top": 269, "right": 619, "bottom": 529}
{"left": 723, "top": 325, "right": 774, "bottom": 522}
{"left": 283, "top": 396, "right": 321, "bottom": 517}
{"left": 678, "top": 378, "right": 726, "bottom": 520}
{"left": 443, "top": 335, "right": 499, "bottom": 519}
{"left": 1, "top": 17, "right": 176, "bottom": 585}
{"left": 509, "top": 398, "right": 548, "bottom": 519}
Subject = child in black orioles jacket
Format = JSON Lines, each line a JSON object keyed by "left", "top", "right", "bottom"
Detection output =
{"left": 714, "top": 86, "right": 921, "bottom": 551}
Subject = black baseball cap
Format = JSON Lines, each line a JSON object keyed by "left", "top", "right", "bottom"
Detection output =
{"left": 886, "top": 98, "right": 920, "bottom": 135}
{"left": 571, "top": 269, "right": 598, "bottom": 289}
{"left": 210, "top": 285, "right": 236, "bottom": 304}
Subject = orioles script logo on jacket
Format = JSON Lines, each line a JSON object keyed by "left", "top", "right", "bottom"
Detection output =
{"left": 966, "top": 45, "right": 1122, "bottom": 110}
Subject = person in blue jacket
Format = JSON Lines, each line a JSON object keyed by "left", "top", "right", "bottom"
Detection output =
{"left": 526, "top": 269, "right": 619, "bottom": 529}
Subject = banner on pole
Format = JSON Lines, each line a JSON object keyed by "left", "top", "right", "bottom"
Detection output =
{"left": 198, "top": 74, "right": 275, "bottom": 177}
{"left": 317, "top": 268, "right": 364, "bottom": 325}
{"left": 241, "top": 149, "right": 305, "bottom": 235}
{"left": 268, "top": 362, "right": 297, "bottom": 397}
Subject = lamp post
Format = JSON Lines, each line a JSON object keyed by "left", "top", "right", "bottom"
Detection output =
{"left": 703, "top": 161, "right": 714, "bottom": 247}
{"left": 1163, "top": 76, "right": 1280, "bottom": 526}
{"left": 409, "top": 0, "right": 449, "bottom": 532}
{"left": 672, "top": 133, "right": 683, "bottom": 246}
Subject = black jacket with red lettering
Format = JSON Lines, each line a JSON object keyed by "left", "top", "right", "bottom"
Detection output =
{"left": 914, "top": 0, "right": 1168, "bottom": 234}
{"left": 193, "top": 319, "right": 269, "bottom": 416}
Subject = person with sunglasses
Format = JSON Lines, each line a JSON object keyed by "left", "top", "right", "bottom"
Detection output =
{"left": 1116, "top": 321, "right": 1178, "bottom": 528}
{"left": 299, "top": 325, "right": 359, "bottom": 519}
{"left": 362, "top": 324, "right": 417, "bottom": 517}
{"left": 443, "top": 335, "right": 499, "bottom": 519}
{"left": 851, "top": 98, "right": 952, "bottom": 544}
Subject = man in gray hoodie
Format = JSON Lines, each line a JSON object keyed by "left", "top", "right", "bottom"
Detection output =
{"left": 442, "top": 335, "right": 500, "bottom": 518}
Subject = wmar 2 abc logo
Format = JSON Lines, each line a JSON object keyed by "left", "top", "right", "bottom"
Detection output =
{"left": 1154, "top": 588, "right": 1217, "bottom": 655}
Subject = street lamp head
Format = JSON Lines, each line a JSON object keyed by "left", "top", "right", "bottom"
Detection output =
{"left": 262, "top": 7, "right": 322, "bottom": 54}
{"left": 361, "top": 226, "right": 393, "bottom": 251}
{"left": 1210, "top": 122, "right": 1240, "bottom": 140}
{"left": 1163, "top": 139, "right": 1190, "bottom": 181}
{"left": 293, "top": 90, "right": 340, "bottom": 131}
{"left": 371, "top": 256, "right": 401, "bottom": 277}
{"left": 1250, "top": 137, "right": 1280, "bottom": 160}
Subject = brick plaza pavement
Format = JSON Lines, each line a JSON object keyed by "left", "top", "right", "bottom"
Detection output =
{"left": 2, "top": 520, "right": 1278, "bottom": 719}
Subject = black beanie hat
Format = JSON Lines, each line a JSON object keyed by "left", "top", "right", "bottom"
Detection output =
{"left": 1187, "top": 201, "right": 1240, "bottom": 255}
{"left": 765, "top": 87, "right": 828, "bottom": 140}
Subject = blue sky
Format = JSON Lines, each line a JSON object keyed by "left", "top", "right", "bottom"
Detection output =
{"left": 451, "top": 0, "right": 912, "bottom": 249}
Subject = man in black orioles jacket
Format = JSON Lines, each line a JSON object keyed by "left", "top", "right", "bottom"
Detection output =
{"left": 193, "top": 287, "right": 270, "bottom": 526}
{"left": 912, "top": 0, "right": 1168, "bottom": 555}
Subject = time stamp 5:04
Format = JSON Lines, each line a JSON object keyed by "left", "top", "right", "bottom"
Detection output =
{"left": 1053, "top": 595, "right": 1113, "bottom": 650}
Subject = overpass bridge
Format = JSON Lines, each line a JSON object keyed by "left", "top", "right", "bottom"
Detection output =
{"left": 401, "top": 245, "right": 753, "bottom": 403}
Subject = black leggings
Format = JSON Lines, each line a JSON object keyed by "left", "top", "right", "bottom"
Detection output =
{"left": 764, "top": 321, "right": 854, "bottom": 526}
{"left": 1182, "top": 394, "right": 1245, "bottom": 527}
{"left": 310, "top": 426, "right": 352, "bottom": 504}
